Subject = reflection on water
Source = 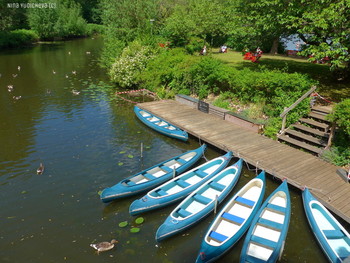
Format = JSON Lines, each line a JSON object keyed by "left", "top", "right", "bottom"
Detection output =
{"left": 0, "top": 37, "right": 343, "bottom": 263}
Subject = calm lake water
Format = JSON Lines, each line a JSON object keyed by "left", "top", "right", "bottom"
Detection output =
{"left": 0, "top": 37, "right": 346, "bottom": 263}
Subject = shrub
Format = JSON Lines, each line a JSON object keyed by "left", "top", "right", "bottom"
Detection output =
{"left": 0, "top": 29, "right": 39, "bottom": 48}
{"left": 327, "top": 99, "right": 350, "bottom": 136}
{"left": 109, "top": 41, "right": 157, "bottom": 88}
{"left": 86, "top": 24, "right": 105, "bottom": 36}
{"left": 27, "top": 0, "right": 88, "bottom": 39}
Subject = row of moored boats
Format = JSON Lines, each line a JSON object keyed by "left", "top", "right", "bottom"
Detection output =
{"left": 99, "top": 106, "right": 350, "bottom": 263}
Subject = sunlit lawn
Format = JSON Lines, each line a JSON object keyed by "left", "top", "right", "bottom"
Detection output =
{"left": 211, "top": 50, "right": 350, "bottom": 102}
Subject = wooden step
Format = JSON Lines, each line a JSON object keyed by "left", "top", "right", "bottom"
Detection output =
{"left": 278, "top": 135, "right": 323, "bottom": 155}
{"left": 284, "top": 129, "right": 327, "bottom": 147}
{"left": 299, "top": 118, "right": 330, "bottom": 131}
{"left": 312, "top": 105, "right": 332, "bottom": 114}
{"left": 308, "top": 112, "right": 330, "bottom": 123}
{"left": 291, "top": 124, "right": 329, "bottom": 138}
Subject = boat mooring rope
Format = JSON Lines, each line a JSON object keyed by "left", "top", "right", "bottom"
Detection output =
{"left": 198, "top": 137, "right": 209, "bottom": 162}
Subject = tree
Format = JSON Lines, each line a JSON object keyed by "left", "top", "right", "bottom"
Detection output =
{"left": 285, "top": 0, "right": 350, "bottom": 75}
{"left": 27, "top": 0, "right": 87, "bottom": 39}
{"left": 226, "top": 0, "right": 295, "bottom": 53}
{"left": 163, "top": 0, "right": 231, "bottom": 46}
{"left": 0, "top": 0, "right": 29, "bottom": 31}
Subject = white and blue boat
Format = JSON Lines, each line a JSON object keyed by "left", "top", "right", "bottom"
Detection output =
{"left": 240, "top": 180, "right": 291, "bottom": 263}
{"left": 129, "top": 151, "right": 233, "bottom": 216}
{"left": 134, "top": 105, "right": 188, "bottom": 141}
{"left": 156, "top": 159, "right": 243, "bottom": 242}
{"left": 195, "top": 171, "right": 266, "bottom": 263}
{"left": 100, "top": 145, "right": 207, "bottom": 203}
{"left": 303, "top": 188, "right": 350, "bottom": 263}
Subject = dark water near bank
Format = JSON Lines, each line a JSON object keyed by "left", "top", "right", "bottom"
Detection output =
{"left": 0, "top": 37, "right": 344, "bottom": 262}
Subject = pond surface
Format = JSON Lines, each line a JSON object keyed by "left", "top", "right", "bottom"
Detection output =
{"left": 0, "top": 37, "right": 344, "bottom": 263}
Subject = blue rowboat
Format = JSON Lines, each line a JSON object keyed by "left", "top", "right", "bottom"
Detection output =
{"left": 240, "top": 180, "right": 291, "bottom": 263}
{"left": 100, "top": 145, "right": 207, "bottom": 203}
{"left": 134, "top": 106, "right": 188, "bottom": 141}
{"left": 195, "top": 171, "right": 266, "bottom": 263}
{"left": 302, "top": 188, "right": 350, "bottom": 263}
{"left": 156, "top": 159, "right": 243, "bottom": 242}
{"left": 129, "top": 151, "right": 233, "bottom": 216}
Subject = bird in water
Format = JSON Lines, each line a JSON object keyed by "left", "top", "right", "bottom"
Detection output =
{"left": 90, "top": 239, "right": 118, "bottom": 254}
{"left": 7, "top": 85, "right": 14, "bottom": 92}
{"left": 37, "top": 163, "right": 44, "bottom": 175}
{"left": 72, "top": 89, "right": 80, "bottom": 95}
{"left": 52, "top": 70, "right": 56, "bottom": 74}
{"left": 13, "top": 96, "right": 21, "bottom": 100}
{"left": 18, "top": 66, "right": 21, "bottom": 71}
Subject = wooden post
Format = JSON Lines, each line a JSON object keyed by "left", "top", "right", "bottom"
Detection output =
{"left": 326, "top": 122, "right": 336, "bottom": 149}
{"left": 281, "top": 107, "right": 287, "bottom": 134}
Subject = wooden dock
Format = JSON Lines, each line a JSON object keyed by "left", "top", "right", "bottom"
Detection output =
{"left": 137, "top": 100, "right": 350, "bottom": 224}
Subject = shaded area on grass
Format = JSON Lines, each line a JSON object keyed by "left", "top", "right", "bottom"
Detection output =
{"left": 213, "top": 51, "right": 350, "bottom": 102}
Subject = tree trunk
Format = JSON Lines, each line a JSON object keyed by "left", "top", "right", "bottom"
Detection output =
{"left": 270, "top": 38, "right": 279, "bottom": 54}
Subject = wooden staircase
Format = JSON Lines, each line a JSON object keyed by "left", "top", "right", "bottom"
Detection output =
{"left": 278, "top": 105, "right": 333, "bottom": 155}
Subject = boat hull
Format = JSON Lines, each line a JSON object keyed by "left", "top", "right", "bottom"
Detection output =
{"left": 129, "top": 151, "right": 233, "bottom": 216}
{"left": 156, "top": 159, "right": 243, "bottom": 242}
{"left": 303, "top": 188, "right": 350, "bottom": 263}
{"left": 240, "top": 180, "right": 291, "bottom": 263}
{"left": 195, "top": 171, "right": 266, "bottom": 263}
{"left": 134, "top": 105, "right": 188, "bottom": 141}
{"left": 100, "top": 145, "right": 207, "bottom": 203}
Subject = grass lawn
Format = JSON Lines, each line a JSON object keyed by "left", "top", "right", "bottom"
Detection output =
{"left": 211, "top": 50, "right": 350, "bottom": 102}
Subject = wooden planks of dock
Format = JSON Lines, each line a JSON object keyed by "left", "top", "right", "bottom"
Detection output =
{"left": 137, "top": 100, "right": 350, "bottom": 224}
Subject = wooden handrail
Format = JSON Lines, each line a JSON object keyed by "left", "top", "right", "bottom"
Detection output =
{"left": 279, "top": 85, "right": 317, "bottom": 134}
{"left": 280, "top": 86, "right": 317, "bottom": 118}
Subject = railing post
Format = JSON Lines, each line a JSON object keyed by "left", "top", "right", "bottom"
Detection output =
{"left": 326, "top": 122, "right": 336, "bottom": 149}
{"left": 281, "top": 107, "right": 287, "bottom": 134}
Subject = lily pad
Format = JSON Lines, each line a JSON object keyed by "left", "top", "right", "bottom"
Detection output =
{"left": 119, "top": 221, "right": 128, "bottom": 228}
{"left": 97, "top": 190, "right": 102, "bottom": 196}
{"left": 119, "top": 151, "right": 126, "bottom": 154}
{"left": 118, "top": 162, "right": 124, "bottom": 166}
{"left": 130, "top": 227, "right": 140, "bottom": 233}
{"left": 127, "top": 154, "right": 134, "bottom": 159}
{"left": 135, "top": 217, "right": 144, "bottom": 224}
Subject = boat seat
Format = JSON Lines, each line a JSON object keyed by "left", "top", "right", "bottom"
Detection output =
{"left": 147, "top": 117, "right": 159, "bottom": 122}
{"left": 258, "top": 218, "right": 283, "bottom": 230}
{"left": 156, "top": 189, "right": 168, "bottom": 196}
{"left": 221, "top": 212, "right": 245, "bottom": 225}
{"left": 176, "top": 158, "right": 187, "bottom": 164}
{"left": 161, "top": 166, "right": 173, "bottom": 173}
{"left": 143, "top": 173, "right": 156, "bottom": 180}
{"left": 196, "top": 170, "right": 207, "bottom": 178}
{"left": 323, "top": 229, "right": 344, "bottom": 239}
{"left": 176, "top": 179, "right": 190, "bottom": 188}
{"left": 236, "top": 196, "right": 255, "bottom": 207}
{"left": 210, "top": 181, "right": 226, "bottom": 192}
{"left": 177, "top": 208, "right": 192, "bottom": 218}
{"left": 126, "top": 180, "right": 136, "bottom": 186}
{"left": 267, "top": 203, "right": 286, "bottom": 213}
{"left": 245, "top": 255, "right": 267, "bottom": 263}
{"left": 193, "top": 194, "right": 212, "bottom": 205}
{"left": 250, "top": 235, "right": 277, "bottom": 249}
{"left": 209, "top": 231, "right": 228, "bottom": 243}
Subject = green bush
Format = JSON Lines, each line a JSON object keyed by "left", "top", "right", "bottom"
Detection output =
{"left": 327, "top": 99, "right": 350, "bottom": 136}
{"left": 0, "top": 29, "right": 39, "bottom": 48}
{"left": 109, "top": 41, "right": 157, "bottom": 88}
{"left": 27, "top": 0, "right": 88, "bottom": 39}
{"left": 86, "top": 24, "right": 105, "bottom": 36}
